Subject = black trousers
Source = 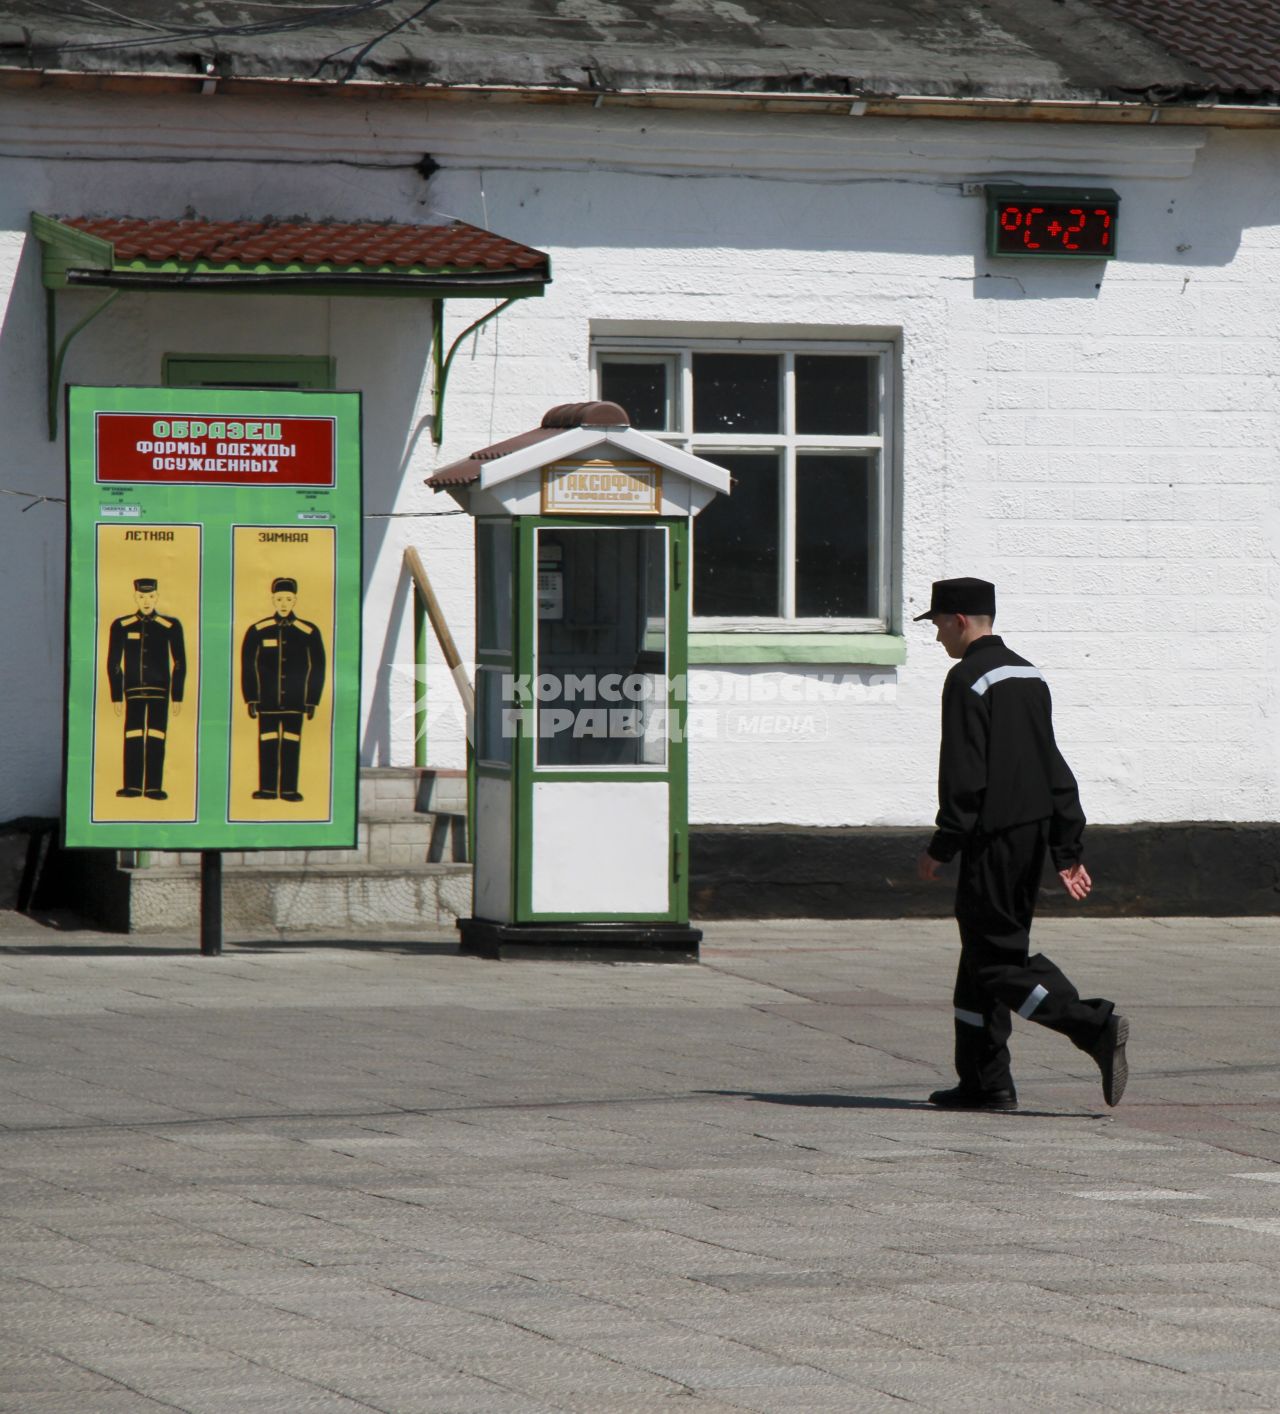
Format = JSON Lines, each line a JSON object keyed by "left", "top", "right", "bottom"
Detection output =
{"left": 122, "top": 694, "right": 169, "bottom": 793}
{"left": 952, "top": 820, "right": 1113, "bottom": 1093}
{"left": 256, "top": 710, "right": 305, "bottom": 795}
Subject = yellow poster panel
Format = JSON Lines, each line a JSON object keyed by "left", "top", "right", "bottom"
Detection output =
{"left": 229, "top": 526, "right": 336, "bottom": 823}
{"left": 92, "top": 524, "right": 201, "bottom": 823}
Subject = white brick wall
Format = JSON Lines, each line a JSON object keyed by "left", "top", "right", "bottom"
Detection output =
{"left": 0, "top": 93, "right": 1276, "bottom": 829}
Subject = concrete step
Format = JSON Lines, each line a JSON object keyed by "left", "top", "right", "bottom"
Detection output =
{"left": 68, "top": 764, "right": 475, "bottom": 933}
{"left": 149, "top": 810, "right": 466, "bottom": 870}
{"left": 359, "top": 766, "right": 468, "bottom": 819}
{"left": 122, "top": 862, "right": 473, "bottom": 933}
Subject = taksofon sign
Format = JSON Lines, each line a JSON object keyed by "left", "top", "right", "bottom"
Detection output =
{"left": 63, "top": 386, "right": 362, "bottom": 850}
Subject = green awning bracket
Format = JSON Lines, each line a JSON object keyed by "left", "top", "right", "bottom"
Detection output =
{"left": 32, "top": 212, "right": 550, "bottom": 442}
{"left": 45, "top": 287, "right": 123, "bottom": 440}
{"left": 432, "top": 295, "right": 521, "bottom": 446}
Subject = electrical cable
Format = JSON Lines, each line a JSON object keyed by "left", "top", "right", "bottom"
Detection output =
{"left": 45, "top": 0, "right": 411, "bottom": 53}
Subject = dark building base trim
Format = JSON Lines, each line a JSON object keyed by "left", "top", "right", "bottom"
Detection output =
{"left": 458, "top": 918, "right": 701, "bottom": 961}
{"left": 690, "top": 823, "right": 1280, "bottom": 919}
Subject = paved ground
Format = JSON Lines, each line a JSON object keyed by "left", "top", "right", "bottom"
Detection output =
{"left": 2, "top": 910, "right": 1280, "bottom": 1412}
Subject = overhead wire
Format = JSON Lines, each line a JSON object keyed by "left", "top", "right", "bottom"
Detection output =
{"left": 45, "top": 0, "right": 411, "bottom": 53}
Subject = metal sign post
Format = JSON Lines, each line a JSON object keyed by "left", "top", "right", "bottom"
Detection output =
{"left": 200, "top": 850, "right": 222, "bottom": 956}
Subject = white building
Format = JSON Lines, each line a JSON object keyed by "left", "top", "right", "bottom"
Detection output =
{"left": 1, "top": 0, "right": 1278, "bottom": 917}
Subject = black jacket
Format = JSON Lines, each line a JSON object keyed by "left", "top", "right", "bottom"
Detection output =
{"left": 927, "top": 635, "right": 1084, "bottom": 869}
{"left": 241, "top": 613, "right": 326, "bottom": 714}
{"left": 106, "top": 611, "right": 186, "bottom": 702}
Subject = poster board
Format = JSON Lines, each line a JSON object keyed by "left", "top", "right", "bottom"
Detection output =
{"left": 64, "top": 386, "right": 361, "bottom": 849}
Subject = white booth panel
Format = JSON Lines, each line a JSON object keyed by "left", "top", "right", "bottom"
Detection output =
{"left": 531, "top": 781, "right": 670, "bottom": 914}
{"left": 474, "top": 774, "right": 513, "bottom": 922}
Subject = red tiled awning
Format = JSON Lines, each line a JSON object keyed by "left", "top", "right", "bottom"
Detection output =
{"left": 35, "top": 213, "right": 551, "bottom": 295}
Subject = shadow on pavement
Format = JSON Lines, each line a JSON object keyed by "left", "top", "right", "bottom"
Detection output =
{"left": 0, "top": 934, "right": 461, "bottom": 956}
{"left": 705, "top": 1090, "right": 1097, "bottom": 1118}
{"left": 705, "top": 1090, "right": 932, "bottom": 1109}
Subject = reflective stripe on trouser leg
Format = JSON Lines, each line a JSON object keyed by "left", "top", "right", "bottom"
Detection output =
{"left": 1017, "top": 984, "right": 1049, "bottom": 1019}
{"left": 962, "top": 934, "right": 1113, "bottom": 1053}
{"left": 953, "top": 952, "right": 1013, "bottom": 1093}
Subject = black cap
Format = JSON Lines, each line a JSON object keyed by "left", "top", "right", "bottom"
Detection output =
{"left": 271, "top": 577, "right": 298, "bottom": 594}
{"left": 914, "top": 577, "right": 996, "bottom": 621}
{"left": 133, "top": 577, "right": 157, "bottom": 592}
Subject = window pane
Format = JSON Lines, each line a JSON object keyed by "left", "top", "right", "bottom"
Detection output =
{"left": 476, "top": 667, "right": 513, "bottom": 769}
{"left": 693, "top": 453, "right": 779, "bottom": 616}
{"left": 795, "top": 355, "right": 877, "bottom": 436}
{"left": 599, "top": 360, "right": 669, "bottom": 430}
{"left": 693, "top": 353, "right": 779, "bottom": 434}
{"left": 477, "top": 521, "right": 512, "bottom": 656}
{"left": 536, "top": 527, "right": 668, "bottom": 766}
{"left": 796, "top": 453, "right": 878, "bottom": 618}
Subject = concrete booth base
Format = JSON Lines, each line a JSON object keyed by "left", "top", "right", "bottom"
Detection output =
{"left": 457, "top": 918, "right": 702, "bottom": 962}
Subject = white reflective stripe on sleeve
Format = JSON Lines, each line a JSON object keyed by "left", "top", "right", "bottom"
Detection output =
{"left": 1017, "top": 983, "right": 1049, "bottom": 1019}
{"left": 971, "top": 665, "right": 1045, "bottom": 696}
{"left": 954, "top": 1007, "right": 985, "bottom": 1028}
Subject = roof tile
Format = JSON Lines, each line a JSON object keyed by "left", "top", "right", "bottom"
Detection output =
{"left": 1091, "top": 0, "right": 1280, "bottom": 95}
{"left": 56, "top": 214, "right": 550, "bottom": 275}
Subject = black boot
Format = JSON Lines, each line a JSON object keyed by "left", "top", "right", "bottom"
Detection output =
{"left": 1089, "top": 1014, "right": 1129, "bottom": 1107}
{"left": 928, "top": 1084, "right": 1018, "bottom": 1111}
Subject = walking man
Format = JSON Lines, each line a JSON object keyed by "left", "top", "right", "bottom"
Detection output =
{"left": 241, "top": 577, "right": 326, "bottom": 802}
{"left": 105, "top": 577, "right": 185, "bottom": 800}
{"left": 915, "top": 577, "right": 1128, "bottom": 1110}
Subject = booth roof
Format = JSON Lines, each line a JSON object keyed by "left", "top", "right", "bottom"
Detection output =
{"left": 50, "top": 215, "right": 549, "bottom": 275}
{"left": 428, "top": 402, "right": 630, "bottom": 487}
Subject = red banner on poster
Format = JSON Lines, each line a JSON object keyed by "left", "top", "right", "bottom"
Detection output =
{"left": 95, "top": 413, "right": 335, "bottom": 487}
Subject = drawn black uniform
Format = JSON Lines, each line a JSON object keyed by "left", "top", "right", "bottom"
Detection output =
{"left": 105, "top": 582, "right": 186, "bottom": 799}
{"left": 240, "top": 580, "right": 326, "bottom": 801}
{"left": 927, "top": 633, "right": 1115, "bottom": 1098}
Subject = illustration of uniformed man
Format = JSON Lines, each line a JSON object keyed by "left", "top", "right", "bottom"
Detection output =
{"left": 105, "top": 577, "right": 186, "bottom": 800}
{"left": 241, "top": 577, "right": 326, "bottom": 801}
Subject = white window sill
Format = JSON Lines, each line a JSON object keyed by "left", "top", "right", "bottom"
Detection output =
{"left": 688, "top": 632, "right": 906, "bottom": 666}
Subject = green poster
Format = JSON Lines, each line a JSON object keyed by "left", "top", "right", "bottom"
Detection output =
{"left": 64, "top": 386, "right": 362, "bottom": 849}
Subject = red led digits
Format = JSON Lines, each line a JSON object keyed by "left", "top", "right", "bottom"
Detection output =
{"left": 1023, "top": 207, "right": 1044, "bottom": 249}
{"left": 1063, "top": 209, "right": 1086, "bottom": 250}
{"left": 989, "top": 191, "right": 1118, "bottom": 258}
{"left": 1093, "top": 208, "right": 1112, "bottom": 248}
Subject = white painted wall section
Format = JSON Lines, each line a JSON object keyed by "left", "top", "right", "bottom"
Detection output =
{"left": 0, "top": 90, "right": 1277, "bottom": 831}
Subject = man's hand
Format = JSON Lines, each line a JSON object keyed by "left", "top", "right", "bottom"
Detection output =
{"left": 1059, "top": 862, "right": 1092, "bottom": 901}
{"left": 306, "top": 705, "right": 315, "bottom": 720}
{"left": 917, "top": 850, "right": 943, "bottom": 882}
{"left": 247, "top": 703, "right": 258, "bottom": 719}
{"left": 172, "top": 702, "right": 182, "bottom": 717}
{"left": 112, "top": 702, "right": 122, "bottom": 717}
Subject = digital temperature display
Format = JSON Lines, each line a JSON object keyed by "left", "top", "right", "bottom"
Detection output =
{"left": 985, "top": 184, "right": 1120, "bottom": 260}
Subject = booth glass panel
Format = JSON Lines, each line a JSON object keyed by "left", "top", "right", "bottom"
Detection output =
{"left": 477, "top": 520, "right": 513, "bottom": 656}
{"left": 535, "top": 526, "right": 668, "bottom": 767}
{"left": 476, "top": 666, "right": 514, "bottom": 768}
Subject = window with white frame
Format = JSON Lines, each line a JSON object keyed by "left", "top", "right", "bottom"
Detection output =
{"left": 593, "top": 339, "right": 894, "bottom": 630}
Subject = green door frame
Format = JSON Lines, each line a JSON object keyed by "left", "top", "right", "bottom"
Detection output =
{"left": 510, "top": 516, "right": 690, "bottom": 925}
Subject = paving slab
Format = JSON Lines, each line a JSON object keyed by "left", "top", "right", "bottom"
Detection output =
{"left": 2, "top": 911, "right": 1280, "bottom": 1411}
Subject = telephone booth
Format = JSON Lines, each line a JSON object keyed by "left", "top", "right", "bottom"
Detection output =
{"left": 427, "top": 401, "right": 730, "bottom": 960}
